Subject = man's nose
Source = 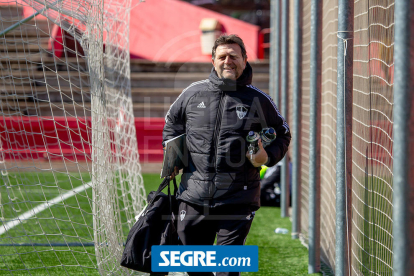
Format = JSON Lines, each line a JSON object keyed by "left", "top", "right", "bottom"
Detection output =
{"left": 224, "top": 56, "right": 232, "bottom": 63}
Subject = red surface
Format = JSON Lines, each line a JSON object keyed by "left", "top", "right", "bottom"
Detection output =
{"left": 49, "top": 25, "right": 64, "bottom": 58}
{"left": 129, "top": 0, "right": 260, "bottom": 62}
{"left": 3, "top": 0, "right": 261, "bottom": 61}
{"left": 45, "top": 0, "right": 260, "bottom": 61}
{"left": 135, "top": 117, "right": 165, "bottom": 163}
{"left": 0, "top": 117, "right": 165, "bottom": 163}
{"left": 258, "top": 28, "right": 271, "bottom": 60}
{"left": 1, "top": 116, "right": 393, "bottom": 165}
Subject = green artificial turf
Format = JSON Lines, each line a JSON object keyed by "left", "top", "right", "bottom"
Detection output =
{"left": 133, "top": 174, "right": 323, "bottom": 275}
{"left": 0, "top": 246, "right": 98, "bottom": 276}
{"left": 1, "top": 173, "right": 321, "bottom": 275}
{"left": 244, "top": 207, "right": 321, "bottom": 276}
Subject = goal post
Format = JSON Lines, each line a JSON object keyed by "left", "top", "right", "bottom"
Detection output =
{"left": 0, "top": 0, "right": 146, "bottom": 274}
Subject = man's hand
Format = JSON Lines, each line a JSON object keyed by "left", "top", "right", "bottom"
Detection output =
{"left": 170, "top": 166, "right": 180, "bottom": 179}
{"left": 246, "top": 139, "right": 268, "bottom": 167}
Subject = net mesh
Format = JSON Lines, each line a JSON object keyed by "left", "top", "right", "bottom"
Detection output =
{"left": 0, "top": 0, "right": 146, "bottom": 274}
{"left": 298, "top": 0, "right": 312, "bottom": 245}
{"left": 319, "top": 0, "right": 338, "bottom": 270}
{"left": 351, "top": 0, "right": 394, "bottom": 274}
{"left": 295, "top": 0, "right": 396, "bottom": 274}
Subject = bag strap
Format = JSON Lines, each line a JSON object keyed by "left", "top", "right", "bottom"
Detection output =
{"left": 172, "top": 177, "right": 178, "bottom": 196}
{"left": 148, "top": 176, "right": 179, "bottom": 206}
{"left": 167, "top": 177, "right": 177, "bottom": 245}
{"left": 167, "top": 177, "right": 178, "bottom": 215}
{"left": 147, "top": 177, "right": 169, "bottom": 206}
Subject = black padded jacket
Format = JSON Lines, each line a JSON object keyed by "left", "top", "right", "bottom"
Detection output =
{"left": 162, "top": 62, "right": 291, "bottom": 210}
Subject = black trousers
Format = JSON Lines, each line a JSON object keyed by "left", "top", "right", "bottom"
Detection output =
{"left": 177, "top": 201, "right": 255, "bottom": 276}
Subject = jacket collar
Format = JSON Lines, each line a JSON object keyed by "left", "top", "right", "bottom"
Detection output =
{"left": 208, "top": 62, "right": 253, "bottom": 91}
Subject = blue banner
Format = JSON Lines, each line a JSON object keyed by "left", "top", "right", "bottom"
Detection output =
{"left": 151, "top": 245, "right": 259, "bottom": 272}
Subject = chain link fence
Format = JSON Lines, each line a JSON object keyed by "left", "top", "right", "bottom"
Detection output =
{"left": 352, "top": 0, "right": 394, "bottom": 274}
{"left": 275, "top": 0, "right": 397, "bottom": 274}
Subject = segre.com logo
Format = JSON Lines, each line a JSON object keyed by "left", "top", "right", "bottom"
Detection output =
{"left": 151, "top": 245, "right": 258, "bottom": 272}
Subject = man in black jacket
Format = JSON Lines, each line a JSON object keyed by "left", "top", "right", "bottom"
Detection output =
{"left": 162, "top": 35, "right": 291, "bottom": 276}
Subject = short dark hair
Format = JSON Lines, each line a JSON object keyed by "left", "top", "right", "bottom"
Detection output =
{"left": 212, "top": 34, "right": 247, "bottom": 60}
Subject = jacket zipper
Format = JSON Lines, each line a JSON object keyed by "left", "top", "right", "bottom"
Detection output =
{"left": 212, "top": 91, "right": 226, "bottom": 171}
{"left": 210, "top": 91, "right": 225, "bottom": 208}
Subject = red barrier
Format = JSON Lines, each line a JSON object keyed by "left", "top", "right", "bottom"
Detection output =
{"left": 258, "top": 28, "right": 271, "bottom": 60}
{"left": 1, "top": 116, "right": 393, "bottom": 165}
{"left": 135, "top": 117, "right": 165, "bottom": 163}
{"left": 0, "top": 117, "right": 165, "bottom": 163}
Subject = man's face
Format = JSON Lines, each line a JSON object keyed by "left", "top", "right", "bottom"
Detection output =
{"left": 212, "top": 44, "right": 247, "bottom": 81}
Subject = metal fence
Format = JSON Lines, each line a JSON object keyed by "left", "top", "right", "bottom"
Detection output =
{"left": 319, "top": 0, "right": 339, "bottom": 271}
{"left": 269, "top": 0, "right": 412, "bottom": 274}
{"left": 352, "top": 0, "right": 394, "bottom": 275}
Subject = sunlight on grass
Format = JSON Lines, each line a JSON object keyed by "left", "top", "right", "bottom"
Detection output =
{"left": 1, "top": 173, "right": 319, "bottom": 275}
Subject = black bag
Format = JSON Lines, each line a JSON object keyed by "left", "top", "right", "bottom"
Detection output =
{"left": 120, "top": 177, "right": 179, "bottom": 273}
{"left": 260, "top": 163, "right": 292, "bottom": 207}
{"left": 260, "top": 165, "right": 281, "bottom": 206}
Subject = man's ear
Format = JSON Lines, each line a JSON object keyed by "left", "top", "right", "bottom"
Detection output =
{"left": 211, "top": 58, "right": 215, "bottom": 66}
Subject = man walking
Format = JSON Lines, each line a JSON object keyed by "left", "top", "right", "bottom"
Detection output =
{"left": 163, "top": 34, "right": 291, "bottom": 276}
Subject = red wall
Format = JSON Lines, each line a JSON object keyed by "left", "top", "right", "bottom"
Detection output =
{"left": 129, "top": 0, "right": 260, "bottom": 62}
{"left": 134, "top": 118, "right": 165, "bottom": 163}
{"left": 1, "top": 117, "right": 165, "bottom": 163}
{"left": 1, "top": 116, "right": 392, "bottom": 165}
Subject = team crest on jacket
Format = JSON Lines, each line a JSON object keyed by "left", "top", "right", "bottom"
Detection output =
{"left": 180, "top": 210, "right": 186, "bottom": 221}
{"left": 236, "top": 106, "right": 248, "bottom": 119}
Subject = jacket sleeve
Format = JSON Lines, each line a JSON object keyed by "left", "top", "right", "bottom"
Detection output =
{"left": 162, "top": 92, "right": 188, "bottom": 147}
{"left": 262, "top": 97, "right": 292, "bottom": 167}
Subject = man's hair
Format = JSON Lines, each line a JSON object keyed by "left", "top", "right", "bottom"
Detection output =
{"left": 212, "top": 34, "right": 247, "bottom": 60}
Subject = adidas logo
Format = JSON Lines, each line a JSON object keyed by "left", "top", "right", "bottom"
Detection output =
{"left": 197, "top": 102, "right": 206, "bottom": 108}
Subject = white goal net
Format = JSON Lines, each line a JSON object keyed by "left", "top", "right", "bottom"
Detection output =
{"left": 0, "top": 0, "right": 146, "bottom": 274}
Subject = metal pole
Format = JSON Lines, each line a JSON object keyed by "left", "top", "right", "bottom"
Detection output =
{"left": 291, "top": 0, "right": 302, "bottom": 239}
{"left": 308, "top": 0, "right": 322, "bottom": 272}
{"left": 0, "top": 9, "right": 45, "bottom": 37}
{"left": 393, "top": 0, "right": 414, "bottom": 274}
{"left": 0, "top": 0, "right": 63, "bottom": 37}
{"left": 280, "top": 0, "right": 289, "bottom": 218}
{"left": 269, "top": 0, "right": 275, "bottom": 101}
{"left": 334, "top": 0, "right": 353, "bottom": 274}
{"left": 274, "top": 0, "right": 281, "bottom": 105}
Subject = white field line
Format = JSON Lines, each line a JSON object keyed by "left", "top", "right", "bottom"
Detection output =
{"left": 0, "top": 182, "right": 92, "bottom": 236}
